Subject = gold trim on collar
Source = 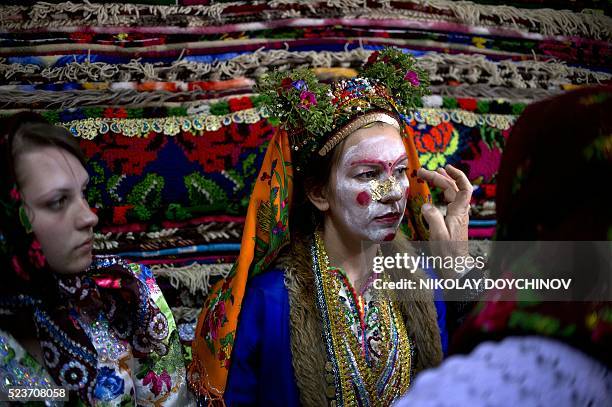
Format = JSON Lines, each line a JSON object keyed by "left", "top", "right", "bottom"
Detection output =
{"left": 318, "top": 111, "right": 400, "bottom": 156}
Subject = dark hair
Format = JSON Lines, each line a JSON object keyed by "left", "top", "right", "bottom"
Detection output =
{"left": 492, "top": 86, "right": 612, "bottom": 299}
{"left": 290, "top": 138, "right": 344, "bottom": 237}
{"left": 6, "top": 112, "right": 86, "bottom": 185}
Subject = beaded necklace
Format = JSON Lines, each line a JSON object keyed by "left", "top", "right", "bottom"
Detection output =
{"left": 312, "top": 231, "right": 412, "bottom": 406}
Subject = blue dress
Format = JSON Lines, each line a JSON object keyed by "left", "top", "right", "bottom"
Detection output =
{"left": 224, "top": 269, "right": 448, "bottom": 406}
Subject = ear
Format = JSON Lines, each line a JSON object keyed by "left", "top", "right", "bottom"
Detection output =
{"left": 306, "top": 184, "right": 330, "bottom": 212}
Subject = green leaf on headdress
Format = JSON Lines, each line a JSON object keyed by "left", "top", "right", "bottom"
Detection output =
{"left": 256, "top": 68, "right": 335, "bottom": 138}
{"left": 41, "top": 111, "right": 59, "bottom": 124}
{"left": 18, "top": 205, "right": 32, "bottom": 233}
{"left": 443, "top": 97, "right": 458, "bottom": 109}
{"left": 360, "top": 47, "right": 430, "bottom": 113}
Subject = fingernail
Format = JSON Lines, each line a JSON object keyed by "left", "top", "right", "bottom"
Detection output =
{"left": 422, "top": 203, "right": 432, "bottom": 211}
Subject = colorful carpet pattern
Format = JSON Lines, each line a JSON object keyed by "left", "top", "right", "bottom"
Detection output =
{"left": 1, "top": 0, "right": 610, "bottom": 345}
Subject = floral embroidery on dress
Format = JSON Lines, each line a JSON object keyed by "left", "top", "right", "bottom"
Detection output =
{"left": 93, "top": 366, "right": 125, "bottom": 401}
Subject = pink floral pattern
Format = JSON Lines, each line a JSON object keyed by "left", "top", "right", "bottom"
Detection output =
{"left": 143, "top": 370, "right": 172, "bottom": 397}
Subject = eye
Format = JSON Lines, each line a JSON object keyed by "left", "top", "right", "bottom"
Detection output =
{"left": 394, "top": 166, "right": 408, "bottom": 176}
{"left": 48, "top": 196, "right": 67, "bottom": 211}
{"left": 356, "top": 170, "right": 379, "bottom": 180}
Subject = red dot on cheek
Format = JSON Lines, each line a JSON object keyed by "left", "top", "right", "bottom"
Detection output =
{"left": 356, "top": 191, "right": 371, "bottom": 206}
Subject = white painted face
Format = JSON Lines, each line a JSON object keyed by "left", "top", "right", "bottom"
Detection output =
{"left": 16, "top": 146, "right": 98, "bottom": 274}
{"left": 326, "top": 123, "right": 409, "bottom": 243}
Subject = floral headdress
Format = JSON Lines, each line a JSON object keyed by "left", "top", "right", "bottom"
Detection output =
{"left": 257, "top": 47, "right": 430, "bottom": 170}
{"left": 189, "top": 48, "right": 433, "bottom": 402}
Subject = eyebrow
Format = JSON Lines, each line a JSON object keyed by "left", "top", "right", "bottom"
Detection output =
{"left": 35, "top": 188, "right": 71, "bottom": 203}
{"left": 350, "top": 154, "right": 408, "bottom": 168}
{"left": 35, "top": 176, "right": 89, "bottom": 201}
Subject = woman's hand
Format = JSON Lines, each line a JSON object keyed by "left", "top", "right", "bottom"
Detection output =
{"left": 417, "top": 165, "right": 472, "bottom": 267}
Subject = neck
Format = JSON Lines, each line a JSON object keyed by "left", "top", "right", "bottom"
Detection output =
{"left": 321, "top": 217, "right": 377, "bottom": 292}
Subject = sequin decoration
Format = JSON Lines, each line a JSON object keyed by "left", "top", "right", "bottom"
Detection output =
{"left": 370, "top": 175, "right": 401, "bottom": 202}
{"left": 78, "top": 312, "right": 129, "bottom": 364}
{"left": 0, "top": 330, "right": 56, "bottom": 391}
{"left": 59, "top": 360, "right": 89, "bottom": 390}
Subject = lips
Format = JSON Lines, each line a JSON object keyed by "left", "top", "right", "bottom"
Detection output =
{"left": 374, "top": 212, "right": 401, "bottom": 224}
{"left": 75, "top": 238, "right": 93, "bottom": 251}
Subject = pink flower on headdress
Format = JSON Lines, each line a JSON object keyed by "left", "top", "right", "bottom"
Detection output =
{"left": 28, "top": 240, "right": 46, "bottom": 269}
{"left": 278, "top": 77, "right": 293, "bottom": 95}
{"left": 9, "top": 187, "right": 20, "bottom": 202}
{"left": 299, "top": 90, "right": 317, "bottom": 109}
{"left": 404, "top": 70, "right": 420, "bottom": 87}
{"left": 143, "top": 370, "right": 172, "bottom": 397}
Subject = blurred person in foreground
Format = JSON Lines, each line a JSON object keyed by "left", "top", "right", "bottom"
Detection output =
{"left": 395, "top": 86, "right": 612, "bottom": 406}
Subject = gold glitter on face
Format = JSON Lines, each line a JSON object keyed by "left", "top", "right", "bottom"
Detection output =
{"left": 369, "top": 175, "right": 402, "bottom": 202}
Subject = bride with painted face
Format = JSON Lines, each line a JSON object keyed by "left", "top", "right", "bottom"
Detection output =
{"left": 0, "top": 113, "right": 191, "bottom": 405}
{"left": 188, "top": 47, "right": 472, "bottom": 406}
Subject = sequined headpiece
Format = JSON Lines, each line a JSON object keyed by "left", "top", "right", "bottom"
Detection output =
{"left": 257, "top": 47, "right": 430, "bottom": 170}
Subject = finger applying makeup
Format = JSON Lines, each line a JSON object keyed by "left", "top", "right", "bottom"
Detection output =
{"left": 435, "top": 167, "right": 458, "bottom": 190}
{"left": 417, "top": 167, "right": 458, "bottom": 202}
{"left": 444, "top": 164, "right": 472, "bottom": 192}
